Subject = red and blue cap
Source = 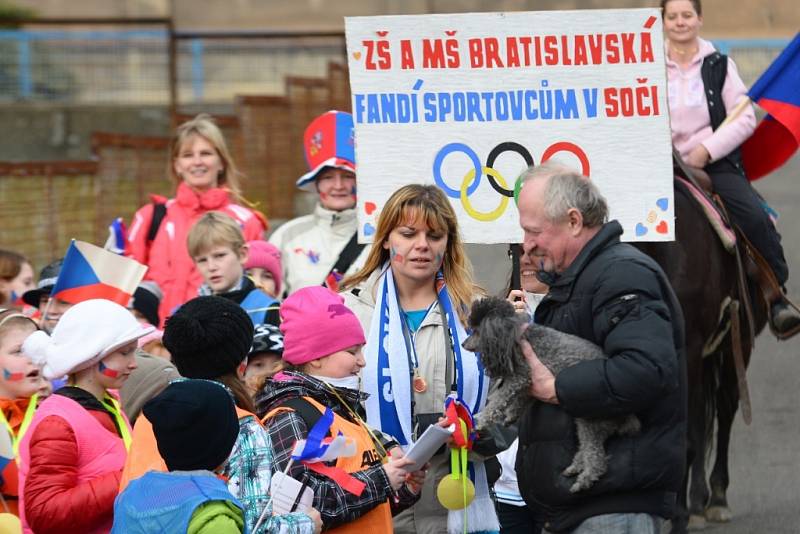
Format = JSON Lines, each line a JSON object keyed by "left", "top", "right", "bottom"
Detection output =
{"left": 296, "top": 110, "right": 356, "bottom": 191}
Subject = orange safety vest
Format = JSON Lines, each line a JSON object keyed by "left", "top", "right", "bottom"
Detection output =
{"left": 264, "top": 396, "right": 393, "bottom": 534}
{"left": 119, "top": 405, "right": 253, "bottom": 491}
{"left": 0, "top": 395, "right": 39, "bottom": 516}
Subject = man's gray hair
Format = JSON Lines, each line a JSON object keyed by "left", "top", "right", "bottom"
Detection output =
{"left": 519, "top": 162, "right": 608, "bottom": 227}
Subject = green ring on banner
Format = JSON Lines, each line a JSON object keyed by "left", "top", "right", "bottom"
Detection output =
{"left": 513, "top": 174, "right": 524, "bottom": 205}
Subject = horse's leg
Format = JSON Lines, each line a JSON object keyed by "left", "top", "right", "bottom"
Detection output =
{"left": 686, "top": 354, "right": 714, "bottom": 531}
{"left": 670, "top": 325, "right": 710, "bottom": 534}
{"left": 706, "top": 338, "right": 748, "bottom": 522}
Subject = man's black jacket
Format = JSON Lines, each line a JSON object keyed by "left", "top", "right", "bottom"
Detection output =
{"left": 516, "top": 220, "right": 687, "bottom": 532}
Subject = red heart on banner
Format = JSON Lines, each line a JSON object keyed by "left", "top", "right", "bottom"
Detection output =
{"left": 656, "top": 221, "right": 668, "bottom": 234}
{"left": 365, "top": 202, "right": 377, "bottom": 215}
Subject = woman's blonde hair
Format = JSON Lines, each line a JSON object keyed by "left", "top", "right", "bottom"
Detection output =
{"left": 343, "top": 184, "right": 482, "bottom": 325}
{"left": 186, "top": 211, "right": 246, "bottom": 259}
{"left": 169, "top": 114, "right": 245, "bottom": 203}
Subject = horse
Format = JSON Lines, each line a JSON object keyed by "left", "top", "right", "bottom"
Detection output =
{"left": 636, "top": 167, "right": 767, "bottom": 533}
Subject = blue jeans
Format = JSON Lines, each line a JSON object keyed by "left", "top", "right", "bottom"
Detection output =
{"left": 568, "top": 513, "right": 663, "bottom": 534}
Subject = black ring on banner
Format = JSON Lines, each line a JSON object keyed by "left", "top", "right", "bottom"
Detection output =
{"left": 486, "top": 142, "right": 534, "bottom": 197}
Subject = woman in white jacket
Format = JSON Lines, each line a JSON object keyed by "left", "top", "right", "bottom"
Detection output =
{"left": 269, "top": 111, "right": 369, "bottom": 296}
{"left": 342, "top": 184, "right": 498, "bottom": 534}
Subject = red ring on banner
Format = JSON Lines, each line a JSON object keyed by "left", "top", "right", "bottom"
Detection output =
{"left": 541, "top": 142, "right": 591, "bottom": 177}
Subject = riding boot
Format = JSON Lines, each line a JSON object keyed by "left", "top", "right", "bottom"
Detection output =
{"left": 770, "top": 292, "right": 800, "bottom": 339}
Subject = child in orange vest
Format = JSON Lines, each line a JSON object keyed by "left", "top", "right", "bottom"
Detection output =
{"left": 0, "top": 309, "right": 42, "bottom": 516}
{"left": 257, "top": 286, "right": 426, "bottom": 532}
{"left": 18, "top": 299, "right": 153, "bottom": 534}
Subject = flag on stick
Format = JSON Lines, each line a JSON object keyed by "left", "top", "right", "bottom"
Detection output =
{"left": 50, "top": 240, "right": 147, "bottom": 306}
{"left": 742, "top": 33, "right": 800, "bottom": 180}
{"left": 104, "top": 218, "right": 127, "bottom": 255}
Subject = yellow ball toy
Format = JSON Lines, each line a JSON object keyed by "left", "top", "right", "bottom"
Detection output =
{"left": 437, "top": 475, "right": 475, "bottom": 510}
{"left": 0, "top": 513, "right": 22, "bottom": 533}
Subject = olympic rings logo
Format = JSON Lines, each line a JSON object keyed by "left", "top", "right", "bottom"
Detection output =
{"left": 432, "top": 141, "right": 590, "bottom": 222}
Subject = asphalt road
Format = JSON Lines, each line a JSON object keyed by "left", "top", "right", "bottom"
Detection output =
{"left": 712, "top": 155, "right": 800, "bottom": 534}
{"left": 465, "top": 154, "right": 800, "bottom": 534}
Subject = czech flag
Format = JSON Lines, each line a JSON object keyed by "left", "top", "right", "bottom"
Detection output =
{"left": 104, "top": 218, "right": 127, "bottom": 255}
{"left": 50, "top": 240, "right": 147, "bottom": 306}
{"left": 290, "top": 406, "right": 364, "bottom": 495}
{"left": 291, "top": 407, "right": 356, "bottom": 463}
{"left": 742, "top": 33, "right": 800, "bottom": 180}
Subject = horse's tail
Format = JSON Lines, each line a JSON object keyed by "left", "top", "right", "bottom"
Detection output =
{"left": 703, "top": 353, "right": 722, "bottom": 464}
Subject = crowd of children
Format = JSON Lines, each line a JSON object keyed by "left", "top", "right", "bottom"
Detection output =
{"left": 0, "top": 110, "right": 530, "bottom": 534}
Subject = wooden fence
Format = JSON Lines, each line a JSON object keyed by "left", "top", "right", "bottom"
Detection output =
{"left": 0, "top": 62, "right": 352, "bottom": 270}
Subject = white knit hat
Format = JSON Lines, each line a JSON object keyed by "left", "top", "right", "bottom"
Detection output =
{"left": 23, "top": 299, "right": 155, "bottom": 379}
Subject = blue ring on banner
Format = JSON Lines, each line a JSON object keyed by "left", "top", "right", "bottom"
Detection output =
{"left": 433, "top": 143, "right": 482, "bottom": 199}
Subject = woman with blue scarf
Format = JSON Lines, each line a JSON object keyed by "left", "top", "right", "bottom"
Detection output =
{"left": 343, "top": 184, "right": 499, "bottom": 534}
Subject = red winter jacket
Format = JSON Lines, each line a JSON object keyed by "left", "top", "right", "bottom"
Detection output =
{"left": 126, "top": 182, "right": 267, "bottom": 325}
{"left": 23, "top": 410, "right": 122, "bottom": 534}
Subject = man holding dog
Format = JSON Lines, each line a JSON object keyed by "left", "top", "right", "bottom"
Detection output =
{"left": 515, "top": 162, "right": 687, "bottom": 533}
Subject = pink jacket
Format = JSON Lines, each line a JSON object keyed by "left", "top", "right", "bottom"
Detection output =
{"left": 126, "top": 181, "right": 267, "bottom": 325}
{"left": 667, "top": 38, "right": 756, "bottom": 162}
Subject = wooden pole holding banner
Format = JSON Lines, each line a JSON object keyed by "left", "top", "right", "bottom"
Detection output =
{"left": 510, "top": 244, "right": 522, "bottom": 292}
{"left": 718, "top": 97, "right": 753, "bottom": 129}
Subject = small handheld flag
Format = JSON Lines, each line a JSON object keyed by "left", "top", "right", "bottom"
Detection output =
{"left": 290, "top": 407, "right": 358, "bottom": 463}
{"left": 253, "top": 406, "right": 360, "bottom": 532}
{"left": 50, "top": 240, "right": 147, "bottom": 306}
{"left": 104, "top": 218, "right": 127, "bottom": 255}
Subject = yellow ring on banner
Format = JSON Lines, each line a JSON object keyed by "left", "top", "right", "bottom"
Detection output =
{"left": 460, "top": 166, "right": 509, "bottom": 222}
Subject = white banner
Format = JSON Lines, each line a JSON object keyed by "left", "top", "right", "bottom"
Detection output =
{"left": 345, "top": 9, "right": 674, "bottom": 243}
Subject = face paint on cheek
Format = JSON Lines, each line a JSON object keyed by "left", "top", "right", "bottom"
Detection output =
{"left": 391, "top": 246, "right": 404, "bottom": 264}
{"left": 434, "top": 252, "right": 443, "bottom": 268}
{"left": 3, "top": 368, "right": 26, "bottom": 381}
{"left": 319, "top": 192, "right": 328, "bottom": 201}
{"left": 98, "top": 361, "right": 121, "bottom": 378}
{"left": 351, "top": 185, "right": 357, "bottom": 199}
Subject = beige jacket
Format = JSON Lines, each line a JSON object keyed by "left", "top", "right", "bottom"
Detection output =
{"left": 343, "top": 269, "right": 454, "bottom": 421}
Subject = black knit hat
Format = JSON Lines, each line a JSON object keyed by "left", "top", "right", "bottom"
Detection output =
{"left": 163, "top": 296, "right": 254, "bottom": 379}
{"left": 143, "top": 379, "right": 239, "bottom": 472}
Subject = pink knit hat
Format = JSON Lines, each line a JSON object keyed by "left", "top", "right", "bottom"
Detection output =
{"left": 244, "top": 240, "right": 283, "bottom": 296}
{"left": 280, "top": 286, "right": 365, "bottom": 366}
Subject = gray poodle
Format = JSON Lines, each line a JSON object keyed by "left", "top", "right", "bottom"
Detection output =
{"left": 463, "top": 296, "right": 641, "bottom": 493}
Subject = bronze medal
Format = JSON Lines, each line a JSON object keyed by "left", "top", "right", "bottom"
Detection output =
{"left": 413, "top": 373, "right": 428, "bottom": 393}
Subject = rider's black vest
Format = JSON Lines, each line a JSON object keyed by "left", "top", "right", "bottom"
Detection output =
{"left": 701, "top": 51, "right": 745, "bottom": 174}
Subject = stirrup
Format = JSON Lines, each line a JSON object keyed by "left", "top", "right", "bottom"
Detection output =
{"left": 769, "top": 299, "right": 800, "bottom": 340}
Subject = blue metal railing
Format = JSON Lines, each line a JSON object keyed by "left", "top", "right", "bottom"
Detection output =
{"left": 712, "top": 38, "right": 790, "bottom": 55}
